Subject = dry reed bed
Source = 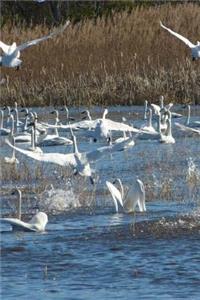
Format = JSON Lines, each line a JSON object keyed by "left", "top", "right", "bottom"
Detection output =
{"left": 1, "top": 3, "right": 200, "bottom": 106}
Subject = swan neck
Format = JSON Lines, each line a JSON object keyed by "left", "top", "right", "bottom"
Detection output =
{"left": 186, "top": 105, "right": 190, "bottom": 125}
{"left": 0, "top": 110, "right": 3, "bottom": 129}
{"left": 17, "top": 190, "right": 22, "bottom": 220}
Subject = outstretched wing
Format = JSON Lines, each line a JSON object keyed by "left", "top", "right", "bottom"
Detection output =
{"left": 0, "top": 41, "right": 11, "bottom": 54}
{"left": 6, "top": 139, "right": 76, "bottom": 167}
{"left": 106, "top": 181, "right": 123, "bottom": 212}
{"left": 160, "top": 21, "right": 195, "bottom": 48}
{"left": 0, "top": 218, "right": 35, "bottom": 231}
{"left": 17, "top": 20, "right": 70, "bottom": 51}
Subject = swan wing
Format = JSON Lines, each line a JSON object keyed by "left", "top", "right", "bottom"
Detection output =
{"left": 17, "top": 20, "right": 70, "bottom": 52}
{"left": 6, "top": 139, "right": 76, "bottom": 167}
{"left": 175, "top": 122, "right": 200, "bottom": 134}
{"left": 160, "top": 21, "right": 195, "bottom": 48}
{"left": 106, "top": 181, "right": 123, "bottom": 211}
{"left": 104, "top": 119, "right": 139, "bottom": 133}
{"left": 0, "top": 218, "right": 36, "bottom": 232}
{"left": 0, "top": 41, "right": 13, "bottom": 54}
{"left": 136, "top": 179, "right": 146, "bottom": 212}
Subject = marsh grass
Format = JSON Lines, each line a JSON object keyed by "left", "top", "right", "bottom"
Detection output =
{"left": 1, "top": 3, "right": 200, "bottom": 107}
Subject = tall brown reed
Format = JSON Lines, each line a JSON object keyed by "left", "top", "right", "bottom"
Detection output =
{"left": 1, "top": 3, "right": 200, "bottom": 107}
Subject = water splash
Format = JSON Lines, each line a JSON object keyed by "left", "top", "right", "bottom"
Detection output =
{"left": 186, "top": 157, "right": 200, "bottom": 204}
{"left": 38, "top": 180, "right": 81, "bottom": 213}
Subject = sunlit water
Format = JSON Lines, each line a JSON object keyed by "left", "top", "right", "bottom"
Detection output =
{"left": 1, "top": 105, "right": 200, "bottom": 299}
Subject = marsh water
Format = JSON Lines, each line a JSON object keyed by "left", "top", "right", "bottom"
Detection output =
{"left": 1, "top": 105, "right": 200, "bottom": 300}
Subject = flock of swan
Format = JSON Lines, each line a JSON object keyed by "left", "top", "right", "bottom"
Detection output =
{"left": 0, "top": 19, "right": 199, "bottom": 233}
{"left": 0, "top": 98, "right": 199, "bottom": 232}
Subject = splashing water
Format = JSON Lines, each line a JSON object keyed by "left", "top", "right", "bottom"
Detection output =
{"left": 38, "top": 181, "right": 81, "bottom": 213}
{"left": 186, "top": 157, "right": 200, "bottom": 204}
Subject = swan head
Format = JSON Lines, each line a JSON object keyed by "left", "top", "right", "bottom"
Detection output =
{"left": 11, "top": 188, "right": 21, "bottom": 198}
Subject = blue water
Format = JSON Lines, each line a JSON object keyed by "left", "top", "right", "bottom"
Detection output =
{"left": 1, "top": 105, "right": 200, "bottom": 299}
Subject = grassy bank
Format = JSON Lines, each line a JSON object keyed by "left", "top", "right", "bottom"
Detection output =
{"left": 1, "top": 3, "right": 200, "bottom": 107}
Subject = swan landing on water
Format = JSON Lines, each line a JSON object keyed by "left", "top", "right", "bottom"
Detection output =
{"left": 0, "top": 189, "right": 48, "bottom": 232}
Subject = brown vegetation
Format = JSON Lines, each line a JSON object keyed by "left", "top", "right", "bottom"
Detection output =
{"left": 1, "top": 3, "right": 200, "bottom": 107}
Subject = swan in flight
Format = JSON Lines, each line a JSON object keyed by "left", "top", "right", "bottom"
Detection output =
{"left": 0, "top": 20, "right": 70, "bottom": 68}
{"left": 43, "top": 108, "right": 139, "bottom": 135}
{"left": 160, "top": 21, "right": 200, "bottom": 61}
{"left": 0, "top": 188, "right": 48, "bottom": 232}
{"left": 106, "top": 178, "right": 146, "bottom": 213}
{"left": 6, "top": 129, "right": 135, "bottom": 184}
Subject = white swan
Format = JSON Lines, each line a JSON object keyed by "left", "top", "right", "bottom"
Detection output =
{"left": 106, "top": 178, "right": 146, "bottom": 213}
{"left": 6, "top": 129, "right": 135, "bottom": 184}
{"left": 185, "top": 105, "right": 200, "bottom": 128}
{"left": 0, "top": 21, "right": 70, "bottom": 68}
{"left": 0, "top": 189, "right": 48, "bottom": 232}
{"left": 43, "top": 108, "right": 139, "bottom": 135}
{"left": 159, "top": 111, "right": 175, "bottom": 144}
{"left": 4, "top": 136, "right": 19, "bottom": 164}
{"left": 9, "top": 114, "right": 32, "bottom": 143}
{"left": 160, "top": 21, "right": 200, "bottom": 61}
{"left": 37, "top": 110, "right": 73, "bottom": 147}
{"left": 140, "top": 108, "right": 157, "bottom": 134}
{"left": 0, "top": 109, "right": 11, "bottom": 136}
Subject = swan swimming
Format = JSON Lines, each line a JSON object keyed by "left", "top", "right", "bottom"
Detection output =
{"left": 0, "top": 189, "right": 48, "bottom": 232}
{"left": 4, "top": 136, "right": 19, "bottom": 164}
{"left": 106, "top": 178, "right": 146, "bottom": 213}
{"left": 0, "top": 21, "right": 70, "bottom": 68}
{"left": 160, "top": 21, "right": 200, "bottom": 61}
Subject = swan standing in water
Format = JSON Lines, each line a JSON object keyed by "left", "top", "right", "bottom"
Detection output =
{"left": 0, "top": 189, "right": 48, "bottom": 232}
{"left": 106, "top": 178, "right": 146, "bottom": 213}
{"left": 185, "top": 105, "right": 200, "bottom": 128}
{"left": 4, "top": 136, "right": 19, "bottom": 164}
{"left": 160, "top": 21, "right": 200, "bottom": 61}
{"left": 0, "top": 109, "right": 11, "bottom": 136}
{"left": 0, "top": 21, "right": 70, "bottom": 68}
{"left": 160, "top": 111, "right": 175, "bottom": 144}
{"left": 37, "top": 110, "right": 73, "bottom": 147}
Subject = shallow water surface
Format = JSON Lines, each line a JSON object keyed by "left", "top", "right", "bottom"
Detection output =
{"left": 1, "top": 105, "right": 200, "bottom": 299}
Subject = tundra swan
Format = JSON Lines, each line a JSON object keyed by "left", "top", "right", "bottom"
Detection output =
{"left": 0, "top": 188, "right": 48, "bottom": 232}
{"left": 6, "top": 130, "right": 135, "bottom": 184}
{"left": 4, "top": 136, "right": 19, "bottom": 164}
{"left": 106, "top": 178, "right": 146, "bottom": 213}
{"left": 160, "top": 21, "right": 200, "bottom": 61}
{"left": 0, "top": 21, "right": 70, "bottom": 68}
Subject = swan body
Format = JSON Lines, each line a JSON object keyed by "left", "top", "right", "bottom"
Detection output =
{"left": 159, "top": 111, "right": 175, "bottom": 144}
{"left": 0, "top": 188, "right": 48, "bottom": 232}
{"left": 160, "top": 21, "right": 200, "bottom": 60}
{"left": 0, "top": 21, "right": 70, "bottom": 68}
{"left": 106, "top": 178, "right": 146, "bottom": 213}
{"left": 4, "top": 136, "right": 19, "bottom": 164}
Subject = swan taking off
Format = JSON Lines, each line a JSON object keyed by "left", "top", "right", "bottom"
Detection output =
{"left": 160, "top": 21, "right": 200, "bottom": 61}
{"left": 0, "top": 20, "right": 70, "bottom": 68}
{"left": 106, "top": 178, "right": 146, "bottom": 213}
{"left": 0, "top": 189, "right": 48, "bottom": 232}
